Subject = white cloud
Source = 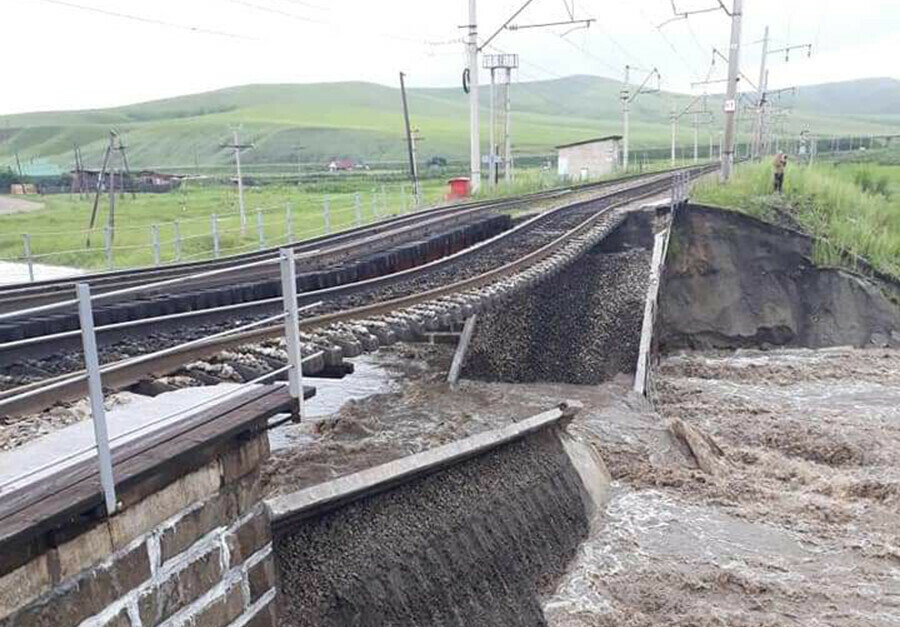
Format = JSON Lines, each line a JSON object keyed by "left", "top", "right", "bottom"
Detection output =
{"left": 1, "top": 0, "right": 897, "bottom": 114}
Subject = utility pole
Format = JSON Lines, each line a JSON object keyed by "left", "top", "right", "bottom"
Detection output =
{"left": 224, "top": 129, "right": 253, "bottom": 236}
{"left": 87, "top": 130, "right": 131, "bottom": 247}
{"left": 488, "top": 64, "right": 496, "bottom": 186}
{"left": 504, "top": 64, "right": 513, "bottom": 182}
{"left": 693, "top": 112, "right": 700, "bottom": 162}
{"left": 621, "top": 65, "right": 661, "bottom": 172}
{"left": 411, "top": 129, "right": 423, "bottom": 205}
{"left": 721, "top": 0, "right": 743, "bottom": 181}
{"left": 466, "top": 0, "right": 480, "bottom": 193}
{"left": 399, "top": 72, "right": 421, "bottom": 202}
{"left": 753, "top": 26, "right": 770, "bottom": 159}
{"left": 670, "top": 104, "right": 677, "bottom": 166}
{"left": 483, "top": 53, "right": 518, "bottom": 186}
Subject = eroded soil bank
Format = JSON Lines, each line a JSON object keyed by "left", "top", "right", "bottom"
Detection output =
{"left": 660, "top": 204, "right": 900, "bottom": 351}
{"left": 262, "top": 344, "right": 900, "bottom": 625}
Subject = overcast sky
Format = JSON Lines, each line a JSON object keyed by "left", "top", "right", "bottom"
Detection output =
{"left": 2, "top": 0, "right": 897, "bottom": 115}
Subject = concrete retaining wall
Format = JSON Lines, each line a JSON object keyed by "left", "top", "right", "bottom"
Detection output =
{"left": 0, "top": 433, "right": 277, "bottom": 627}
{"left": 268, "top": 405, "right": 608, "bottom": 626}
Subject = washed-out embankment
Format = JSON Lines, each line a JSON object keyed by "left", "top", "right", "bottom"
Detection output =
{"left": 660, "top": 204, "right": 900, "bottom": 350}
{"left": 261, "top": 203, "right": 900, "bottom": 624}
{"left": 8, "top": 201, "right": 900, "bottom": 627}
{"left": 265, "top": 207, "right": 660, "bottom": 624}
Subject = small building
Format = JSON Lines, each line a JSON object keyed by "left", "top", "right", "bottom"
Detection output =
{"left": 70, "top": 169, "right": 183, "bottom": 193}
{"left": 10, "top": 183, "right": 37, "bottom": 195}
{"left": 556, "top": 136, "right": 622, "bottom": 181}
{"left": 327, "top": 159, "right": 357, "bottom": 172}
{"left": 134, "top": 170, "right": 183, "bottom": 192}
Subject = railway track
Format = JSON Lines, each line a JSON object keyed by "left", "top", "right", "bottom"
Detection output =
{"left": 0, "top": 170, "right": 676, "bottom": 316}
{"left": 0, "top": 165, "right": 713, "bottom": 419}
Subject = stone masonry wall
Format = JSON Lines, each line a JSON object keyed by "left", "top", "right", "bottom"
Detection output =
{"left": 0, "top": 433, "right": 277, "bottom": 627}
{"left": 462, "top": 246, "right": 651, "bottom": 384}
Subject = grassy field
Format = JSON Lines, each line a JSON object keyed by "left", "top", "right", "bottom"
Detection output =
{"left": 0, "top": 167, "right": 594, "bottom": 271}
{"left": 0, "top": 177, "right": 453, "bottom": 270}
{"left": 693, "top": 157, "right": 900, "bottom": 276}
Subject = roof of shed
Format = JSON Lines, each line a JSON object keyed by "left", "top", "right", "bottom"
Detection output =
{"left": 555, "top": 135, "right": 623, "bottom": 150}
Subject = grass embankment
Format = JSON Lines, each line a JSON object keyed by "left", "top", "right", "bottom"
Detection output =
{"left": 0, "top": 178, "right": 449, "bottom": 271}
{"left": 693, "top": 161, "right": 900, "bottom": 277}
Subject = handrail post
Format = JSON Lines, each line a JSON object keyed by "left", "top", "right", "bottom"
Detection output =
{"left": 152, "top": 224, "right": 161, "bottom": 266}
{"left": 279, "top": 248, "right": 305, "bottom": 421}
{"left": 354, "top": 193, "right": 362, "bottom": 226}
{"left": 23, "top": 234, "right": 35, "bottom": 283}
{"left": 257, "top": 209, "right": 266, "bottom": 251}
{"left": 76, "top": 283, "right": 117, "bottom": 516}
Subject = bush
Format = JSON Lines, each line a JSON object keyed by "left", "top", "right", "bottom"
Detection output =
{"left": 0, "top": 167, "right": 20, "bottom": 189}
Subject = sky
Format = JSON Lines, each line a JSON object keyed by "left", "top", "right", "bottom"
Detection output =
{"left": 2, "top": 0, "right": 898, "bottom": 115}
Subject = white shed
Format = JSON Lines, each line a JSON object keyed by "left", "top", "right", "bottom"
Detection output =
{"left": 556, "top": 136, "right": 622, "bottom": 181}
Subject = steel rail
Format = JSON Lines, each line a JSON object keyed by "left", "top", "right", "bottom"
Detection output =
{"left": 0, "top": 167, "right": 709, "bottom": 417}
{"left": 0, "top": 166, "right": 702, "bottom": 314}
{"left": 0, "top": 169, "right": 694, "bottom": 357}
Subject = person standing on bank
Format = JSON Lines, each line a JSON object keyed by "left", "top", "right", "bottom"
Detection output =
{"left": 773, "top": 152, "right": 788, "bottom": 193}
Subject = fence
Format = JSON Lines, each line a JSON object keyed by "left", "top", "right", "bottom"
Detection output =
{"left": 0, "top": 247, "right": 321, "bottom": 516}
{"left": 0, "top": 183, "right": 438, "bottom": 280}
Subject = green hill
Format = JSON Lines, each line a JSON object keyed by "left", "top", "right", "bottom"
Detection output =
{"left": 2, "top": 76, "right": 899, "bottom": 173}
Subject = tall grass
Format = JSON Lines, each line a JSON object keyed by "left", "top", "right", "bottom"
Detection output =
{"left": 693, "top": 162, "right": 900, "bottom": 276}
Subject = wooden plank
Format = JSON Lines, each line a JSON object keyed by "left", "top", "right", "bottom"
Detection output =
{"left": 635, "top": 230, "right": 669, "bottom": 396}
{"left": 0, "top": 385, "right": 291, "bottom": 557}
{"left": 447, "top": 314, "right": 478, "bottom": 385}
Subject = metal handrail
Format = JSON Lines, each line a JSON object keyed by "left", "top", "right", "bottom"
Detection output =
{"left": 0, "top": 248, "right": 311, "bottom": 515}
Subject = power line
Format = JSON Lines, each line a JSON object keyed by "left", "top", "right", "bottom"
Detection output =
{"left": 31, "top": 0, "right": 259, "bottom": 40}
{"left": 275, "top": 0, "right": 329, "bottom": 11}
{"left": 555, "top": 32, "right": 619, "bottom": 74}
{"left": 226, "top": 0, "right": 451, "bottom": 45}
{"left": 224, "top": 0, "right": 325, "bottom": 25}
{"left": 635, "top": 6, "right": 703, "bottom": 80}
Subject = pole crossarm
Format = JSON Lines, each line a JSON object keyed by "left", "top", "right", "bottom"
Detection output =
{"left": 659, "top": 0, "right": 728, "bottom": 28}
{"left": 625, "top": 66, "right": 661, "bottom": 104}
{"left": 769, "top": 43, "right": 812, "bottom": 60}
{"left": 508, "top": 18, "right": 594, "bottom": 30}
{"left": 712, "top": 47, "right": 757, "bottom": 91}
{"left": 479, "top": 0, "right": 536, "bottom": 51}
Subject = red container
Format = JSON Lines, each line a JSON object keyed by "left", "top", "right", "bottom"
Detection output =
{"left": 446, "top": 177, "right": 471, "bottom": 200}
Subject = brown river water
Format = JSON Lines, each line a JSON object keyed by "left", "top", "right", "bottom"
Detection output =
{"left": 263, "top": 344, "right": 900, "bottom": 626}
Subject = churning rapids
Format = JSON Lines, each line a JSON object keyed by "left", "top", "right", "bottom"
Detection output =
{"left": 4, "top": 341, "right": 897, "bottom": 625}
{"left": 256, "top": 344, "right": 900, "bottom": 626}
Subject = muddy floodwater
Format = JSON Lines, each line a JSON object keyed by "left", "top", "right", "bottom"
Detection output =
{"left": 263, "top": 345, "right": 900, "bottom": 626}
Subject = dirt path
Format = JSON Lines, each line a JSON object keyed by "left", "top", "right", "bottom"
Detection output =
{"left": 0, "top": 195, "right": 44, "bottom": 215}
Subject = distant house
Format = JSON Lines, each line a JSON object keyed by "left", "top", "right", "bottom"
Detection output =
{"left": 10, "top": 183, "right": 38, "bottom": 195}
{"left": 135, "top": 170, "right": 183, "bottom": 192}
{"left": 556, "top": 136, "right": 622, "bottom": 180}
{"left": 70, "top": 169, "right": 183, "bottom": 193}
{"left": 327, "top": 159, "right": 357, "bottom": 172}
